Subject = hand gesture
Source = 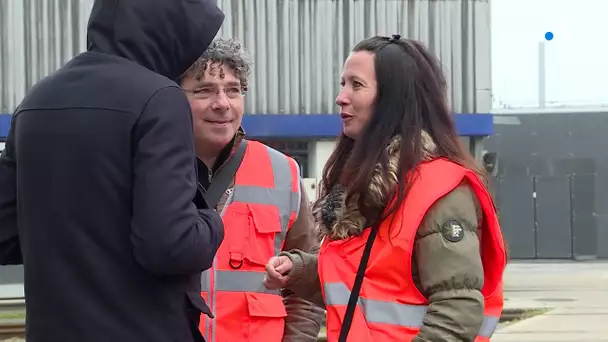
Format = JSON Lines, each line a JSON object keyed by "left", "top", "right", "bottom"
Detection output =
{"left": 263, "top": 255, "right": 293, "bottom": 290}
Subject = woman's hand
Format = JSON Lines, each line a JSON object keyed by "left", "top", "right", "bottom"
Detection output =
{"left": 263, "top": 255, "right": 293, "bottom": 290}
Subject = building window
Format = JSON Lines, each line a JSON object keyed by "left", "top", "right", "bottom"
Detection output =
{"left": 257, "top": 139, "right": 309, "bottom": 177}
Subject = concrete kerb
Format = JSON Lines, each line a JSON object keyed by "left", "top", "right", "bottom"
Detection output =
{"left": 0, "top": 299, "right": 24, "bottom": 314}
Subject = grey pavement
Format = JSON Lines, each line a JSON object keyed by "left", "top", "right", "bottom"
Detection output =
{"left": 495, "top": 261, "right": 608, "bottom": 341}
{"left": 0, "top": 285, "right": 22, "bottom": 300}
{"left": 3, "top": 262, "right": 608, "bottom": 341}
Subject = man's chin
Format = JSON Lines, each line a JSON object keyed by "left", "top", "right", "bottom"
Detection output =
{"left": 195, "top": 133, "right": 234, "bottom": 154}
{"left": 208, "top": 133, "right": 236, "bottom": 148}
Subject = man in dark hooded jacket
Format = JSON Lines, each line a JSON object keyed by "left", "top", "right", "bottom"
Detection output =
{"left": 0, "top": 0, "right": 225, "bottom": 341}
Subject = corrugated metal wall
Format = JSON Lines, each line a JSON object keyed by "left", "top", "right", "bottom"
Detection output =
{"left": 0, "top": 0, "right": 491, "bottom": 115}
{"left": 0, "top": 0, "right": 93, "bottom": 114}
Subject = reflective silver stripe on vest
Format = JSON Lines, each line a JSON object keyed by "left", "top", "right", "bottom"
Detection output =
{"left": 231, "top": 145, "right": 300, "bottom": 255}
{"left": 201, "top": 270, "right": 280, "bottom": 295}
{"left": 479, "top": 315, "right": 500, "bottom": 338}
{"left": 292, "top": 161, "right": 302, "bottom": 219}
{"left": 324, "top": 282, "right": 499, "bottom": 338}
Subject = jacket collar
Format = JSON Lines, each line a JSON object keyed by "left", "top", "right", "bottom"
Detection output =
{"left": 313, "top": 132, "right": 437, "bottom": 240}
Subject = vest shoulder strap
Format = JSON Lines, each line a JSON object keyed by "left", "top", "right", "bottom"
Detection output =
{"left": 259, "top": 143, "right": 302, "bottom": 219}
{"left": 235, "top": 141, "right": 302, "bottom": 222}
{"left": 204, "top": 139, "right": 247, "bottom": 208}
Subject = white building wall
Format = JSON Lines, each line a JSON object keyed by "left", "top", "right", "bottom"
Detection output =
{"left": 302, "top": 140, "right": 337, "bottom": 201}
{"left": 307, "top": 140, "right": 337, "bottom": 180}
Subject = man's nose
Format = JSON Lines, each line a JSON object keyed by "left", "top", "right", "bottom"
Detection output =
{"left": 212, "top": 92, "right": 231, "bottom": 111}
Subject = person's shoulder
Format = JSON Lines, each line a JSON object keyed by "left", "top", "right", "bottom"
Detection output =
{"left": 26, "top": 52, "right": 181, "bottom": 115}
{"left": 251, "top": 141, "right": 294, "bottom": 161}
{"left": 439, "top": 183, "right": 478, "bottom": 209}
{"left": 254, "top": 141, "right": 300, "bottom": 174}
{"left": 79, "top": 51, "right": 180, "bottom": 98}
{"left": 111, "top": 59, "right": 178, "bottom": 95}
{"left": 101, "top": 61, "right": 185, "bottom": 117}
{"left": 419, "top": 181, "right": 480, "bottom": 238}
{"left": 435, "top": 181, "right": 480, "bottom": 221}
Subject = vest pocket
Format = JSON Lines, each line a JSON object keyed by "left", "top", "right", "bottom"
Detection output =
{"left": 244, "top": 205, "right": 283, "bottom": 266}
{"left": 245, "top": 292, "right": 287, "bottom": 341}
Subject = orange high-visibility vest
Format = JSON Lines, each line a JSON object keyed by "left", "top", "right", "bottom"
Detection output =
{"left": 319, "top": 158, "right": 506, "bottom": 342}
{"left": 199, "top": 140, "right": 301, "bottom": 342}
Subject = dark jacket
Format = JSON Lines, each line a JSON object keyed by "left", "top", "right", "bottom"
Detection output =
{"left": 0, "top": 0, "right": 225, "bottom": 341}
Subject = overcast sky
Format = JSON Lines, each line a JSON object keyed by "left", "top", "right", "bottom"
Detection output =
{"left": 491, "top": 0, "right": 608, "bottom": 109}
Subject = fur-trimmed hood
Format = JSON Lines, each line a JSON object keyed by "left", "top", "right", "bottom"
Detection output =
{"left": 313, "top": 132, "right": 437, "bottom": 240}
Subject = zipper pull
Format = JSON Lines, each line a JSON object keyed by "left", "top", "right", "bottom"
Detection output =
{"left": 208, "top": 169, "right": 213, "bottom": 182}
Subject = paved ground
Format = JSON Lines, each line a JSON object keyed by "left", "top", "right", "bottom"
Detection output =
{"left": 0, "top": 285, "right": 21, "bottom": 300}
{"left": 495, "top": 261, "right": 608, "bottom": 341}
{"left": 3, "top": 261, "right": 608, "bottom": 341}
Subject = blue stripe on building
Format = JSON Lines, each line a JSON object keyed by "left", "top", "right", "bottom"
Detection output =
{"left": 242, "top": 113, "right": 493, "bottom": 138}
{"left": 0, "top": 115, "right": 10, "bottom": 139}
{"left": 0, "top": 113, "right": 493, "bottom": 140}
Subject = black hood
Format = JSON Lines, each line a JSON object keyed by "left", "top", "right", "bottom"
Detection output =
{"left": 86, "top": 0, "right": 225, "bottom": 80}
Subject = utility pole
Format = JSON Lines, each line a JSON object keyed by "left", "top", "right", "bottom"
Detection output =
{"left": 538, "top": 41, "right": 547, "bottom": 109}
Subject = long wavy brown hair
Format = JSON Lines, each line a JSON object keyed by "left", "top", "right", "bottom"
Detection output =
{"left": 317, "top": 36, "right": 485, "bottom": 228}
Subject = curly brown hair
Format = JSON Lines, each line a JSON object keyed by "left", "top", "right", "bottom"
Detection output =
{"left": 181, "top": 38, "right": 253, "bottom": 91}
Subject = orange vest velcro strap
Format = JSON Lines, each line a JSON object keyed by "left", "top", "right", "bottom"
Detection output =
{"left": 201, "top": 270, "right": 280, "bottom": 295}
{"left": 324, "top": 282, "right": 500, "bottom": 338}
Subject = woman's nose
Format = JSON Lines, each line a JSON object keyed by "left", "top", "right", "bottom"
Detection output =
{"left": 336, "top": 89, "right": 349, "bottom": 106}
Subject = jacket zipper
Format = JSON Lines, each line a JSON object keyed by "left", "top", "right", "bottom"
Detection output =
{"left": 207, "top": 167, "right": 216, "bottom": 341}
{"left": 206, "top": 160, "right": 231, "bottom": 342}
{"left": 208, "top": 188, "right": 235, "bottom": 342}
{"left": 209, "top": 256, "right": 217, "bottom": 341}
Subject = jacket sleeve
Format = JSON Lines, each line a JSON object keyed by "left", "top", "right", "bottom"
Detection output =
{"left": 280, "top": 249, "right": 325, "bottom": 308}
{"left": 413, "top": 183, "right": 485, "bottom": 342}
{"left": 131, "top": 86, "right": 224, "bottom": 275}
{"left": 0, "top": 115, "right": 23, "bottom": 265}
{"left": 280, "top": 182, "right": 324, "bottom": 342}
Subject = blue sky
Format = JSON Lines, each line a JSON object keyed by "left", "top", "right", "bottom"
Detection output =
{"left": 491, "top": 0, "right": 608, "bottom": 109}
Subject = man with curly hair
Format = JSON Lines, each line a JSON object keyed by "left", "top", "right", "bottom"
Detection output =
{"left": 179, "top": 38, "right": 324, "bottom": 342}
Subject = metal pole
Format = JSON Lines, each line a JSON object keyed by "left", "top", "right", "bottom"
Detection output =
{"left": 538, "top": 41, "right": 546, "bottom": 109}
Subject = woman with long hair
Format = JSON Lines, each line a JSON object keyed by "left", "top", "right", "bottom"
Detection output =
{"left": 264, "top": 35, "right": 506, "bottom": 342}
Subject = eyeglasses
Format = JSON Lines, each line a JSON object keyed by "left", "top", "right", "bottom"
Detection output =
{"left": 182, "top": 85, "right": 246, "bottom": 100}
